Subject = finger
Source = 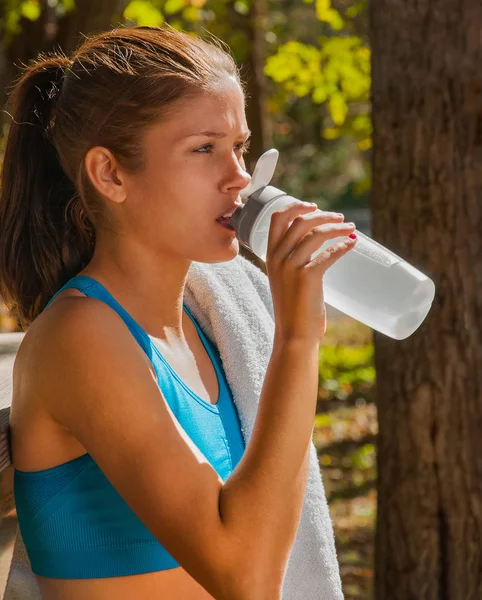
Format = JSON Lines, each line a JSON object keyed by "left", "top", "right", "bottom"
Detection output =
{"left": 311, "top": 209, "right": 345, "bottom": 223}
{"left": 281, "top": 222, "right": 356, "bottom": 265}
{"left": 267, "top": 201, "right": 319, "bottom": 261}
{"left": 308, "top": 235, "right": 357, "bottom": 272}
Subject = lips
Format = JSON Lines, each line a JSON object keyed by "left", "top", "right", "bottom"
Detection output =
{"left": 216, "top": 216, "right": 235, "bottom": 231}
{"left": 215, "top": 202, "right": 243, "bottom": 221}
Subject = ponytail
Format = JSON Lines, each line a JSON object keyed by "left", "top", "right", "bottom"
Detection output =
{"left": 0, "top": 26, "right": 243, "bottom": 330}
{"left": 0, "top": 54, "right": 95, "bottom": 330}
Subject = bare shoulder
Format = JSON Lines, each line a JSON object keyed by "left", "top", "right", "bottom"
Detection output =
{"left": 14, "top": 294, "right": 153, "bottom": 422}
{"left": 10, "top": 295, "right": 154, "bottom": 470}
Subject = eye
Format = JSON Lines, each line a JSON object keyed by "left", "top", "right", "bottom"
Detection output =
{"left": 194, "top": 144, "right": 214, "bottom": 154}
{"left": 193, "top": 139, "right": 251, "bottom": 155}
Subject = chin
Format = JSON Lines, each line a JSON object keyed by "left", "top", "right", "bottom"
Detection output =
{"left": 196, "top": 239, "right": 240, "bottom": 264}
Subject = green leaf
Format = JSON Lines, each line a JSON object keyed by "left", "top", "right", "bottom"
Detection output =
{"left": 322, "top": 127, "right": 341, "bottom": 139}
{"left": 345, "top": 0, "right": 366, "bottom": 18}
{"left": 164, "top": 0, "right": 186, "bottom": 15}
{"left": 59, "top": 0, "right": 76, "bottom": 12}
{"left": 234, "top": 0, "right": 250, "bottom": 15}
{"left": 314, "top": 414, "right": 333, "bottom": 428}
{"left": 20, "top": 0, "right": 41, "bottom": 21}
{"left": 182, "top": 5, "right": 201, "bottom": 21}
{"left": 352, "top": 444, "right": 375, "bottom": 469}
{"left": 123, "top": 0, "right": 164, "bottom": 26}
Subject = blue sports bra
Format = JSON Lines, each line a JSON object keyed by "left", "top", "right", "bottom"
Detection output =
{"left": 14, "top": 275, "right": 246, "bottom": 579}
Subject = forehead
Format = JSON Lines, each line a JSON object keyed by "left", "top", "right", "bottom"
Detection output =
{"left": 149, "top": 77, "right": 248, "bottom": 143}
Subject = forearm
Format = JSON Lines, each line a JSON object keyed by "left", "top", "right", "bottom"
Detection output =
{"left": 219, "top": 337, "right": 320, "bottom": 589}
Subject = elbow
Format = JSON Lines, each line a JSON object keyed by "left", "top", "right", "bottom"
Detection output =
{"left": 224, "top": 577, "right": 282, "bottom": 600}
{"left": 223, "top": 555, "right": 284, "bottom": 600}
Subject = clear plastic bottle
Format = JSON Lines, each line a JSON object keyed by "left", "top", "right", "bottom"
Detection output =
{"left": 231, "top": 150, "right": 436, "bottom": 340}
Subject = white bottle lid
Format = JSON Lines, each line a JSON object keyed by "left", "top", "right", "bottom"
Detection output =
{"left": 240, "top": 149, "right": 279, "bottom": 199}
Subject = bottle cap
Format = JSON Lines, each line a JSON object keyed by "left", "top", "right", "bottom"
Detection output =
{"left": 240, "top": 149, "right": 279, "bottom": 199}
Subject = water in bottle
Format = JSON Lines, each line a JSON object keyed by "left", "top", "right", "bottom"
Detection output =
{"left": 230, "top": 149, "right": 436, "bottom": 340}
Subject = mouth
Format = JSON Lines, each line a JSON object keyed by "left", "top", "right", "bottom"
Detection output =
{"left": 216, "top": 217, "right": 236, "bottom": 231}
{"left": 215, "top": 203, "right": 243, "bottom": 225}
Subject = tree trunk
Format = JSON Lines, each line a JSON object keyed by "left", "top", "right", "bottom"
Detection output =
{"left": 369, "top": 1, "right": 482, "bottom": 599}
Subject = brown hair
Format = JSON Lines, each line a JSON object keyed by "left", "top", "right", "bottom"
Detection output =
{"left": 0, "top": 25, "right": 244, "bottom": 330}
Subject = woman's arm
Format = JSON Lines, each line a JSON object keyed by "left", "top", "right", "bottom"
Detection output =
{"left": 24, "top": 298, "right": 319, "bottom": 600}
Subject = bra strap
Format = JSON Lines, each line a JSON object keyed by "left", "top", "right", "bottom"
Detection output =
{"left": 45, "top": 275, "right": 153, "bottom": 357}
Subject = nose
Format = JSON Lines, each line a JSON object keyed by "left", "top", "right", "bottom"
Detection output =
{"left": 221, "top": 153, "right": 252, "bottom": 195}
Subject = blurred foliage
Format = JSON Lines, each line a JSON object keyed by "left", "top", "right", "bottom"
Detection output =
{"left": 318, "top": 316, "right": 375, "bottom": 408}
{"left": 319, "top": 344, "right": 374, "bottom": 394}
{"left": 1, "top": 0, "right": 372, "bottom": 208}
{"left": 265, "top": 36, "right": 371, "bottom": 142}
{"left": 1, "top": 0, "right": 76, "bottom": 45}
{"left": 120, "top": 0, "right": 372, "bottom": 205}
{"left": 2, "top": 0, "right": 42, "bottom": 39}
{"left": 263, "top": 0, "right": 371, "bottom": 203}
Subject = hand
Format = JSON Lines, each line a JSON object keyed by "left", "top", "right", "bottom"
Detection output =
{"left": 265, "top": 201, "right": 356, "bottom": 343}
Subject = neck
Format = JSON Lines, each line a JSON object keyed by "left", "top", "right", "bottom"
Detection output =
{"left": 78, "top": 234, "right": 192, "bottom": 342}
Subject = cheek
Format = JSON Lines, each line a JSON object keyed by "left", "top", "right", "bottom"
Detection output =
{"left": 126, "top": 168, "right": 217, "bottom": 242}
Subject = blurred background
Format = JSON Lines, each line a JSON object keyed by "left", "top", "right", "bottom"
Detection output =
{"left": 1, "top": 2, "right": 480, "bottom": 599}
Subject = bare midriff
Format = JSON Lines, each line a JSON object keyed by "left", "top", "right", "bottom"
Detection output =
{"left": 36, "top": 566, "right": 216, "bottom": 600}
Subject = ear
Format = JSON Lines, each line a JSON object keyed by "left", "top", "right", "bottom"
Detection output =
{"left": 84, "top": 146, "right": 127, "bottom": 204}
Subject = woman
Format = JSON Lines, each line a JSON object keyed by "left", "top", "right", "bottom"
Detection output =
{"left": 0, "top": 25, "right": 356, "bottom": 600}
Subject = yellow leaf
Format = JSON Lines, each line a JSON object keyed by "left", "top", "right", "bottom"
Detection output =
{"left": 316, "top": 0, "right": 330, "bottom": 20}
{"left": 316, "top": 0, "right": 345, "bottom": 30}
{"left": 312, "top": 86, "right": 328, "bottom": 104}
{"left": 326, "top": 8, "right": 344, "bottom": 30}
{"left": 61, "top": 0, "right": 76, "bottom": 11}
{"left": 20, "top": 0, "right": 41, "bottom": 21}
{"left": 182, "top": 5, "right": 201, "bottom": 20}
{"left": 328, "top": 93, "right": 348, "bottom": 125}
{"left": 165, "top": 0, "right": 186, "bottom": 14}
{"left": 123, "top": 0, "right": 164, "bottom": 26}
{"left": 322, "top": 127, "right": 341, "bottom": 139}
{"left": 357, "top": 137, "right": 373, "bottom": 151}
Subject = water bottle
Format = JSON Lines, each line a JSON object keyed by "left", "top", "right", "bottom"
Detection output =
{"left": 230, "top": 149, "right": 436, "bottom": 340}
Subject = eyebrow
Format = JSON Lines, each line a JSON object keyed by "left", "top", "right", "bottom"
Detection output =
{"left": 183, "top": 129, "right": 252, "bottom": 139}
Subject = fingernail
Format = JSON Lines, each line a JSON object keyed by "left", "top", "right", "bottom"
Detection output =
{"left": 310, "top": 202, "right": 317, "bottom": 207}
{"left": 349, "top": 233, "right": 357, "bottom": 240}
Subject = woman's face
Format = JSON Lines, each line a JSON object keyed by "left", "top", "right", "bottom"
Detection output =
{"left": 121, "top": 76, "right": 252, "bottom": 264}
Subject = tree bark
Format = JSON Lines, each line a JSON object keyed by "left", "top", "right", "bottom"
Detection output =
{"left": 369, "top": 1, "right": 482, "bottom": 599}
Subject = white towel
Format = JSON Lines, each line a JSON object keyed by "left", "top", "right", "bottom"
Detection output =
{"left": 5, "top": 253, "right": 343, "bottom": 600}
{"left": 184, "top": 253, "right": 343, "bottom": 599}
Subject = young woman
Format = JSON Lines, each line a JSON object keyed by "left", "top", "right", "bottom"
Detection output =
{"left": 0, "top": 25, "right": 356, "bottom": 600}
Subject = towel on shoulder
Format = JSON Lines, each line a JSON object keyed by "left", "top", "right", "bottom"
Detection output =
{"left": 184, "top": 253, "right": 343, "bottom": 600}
